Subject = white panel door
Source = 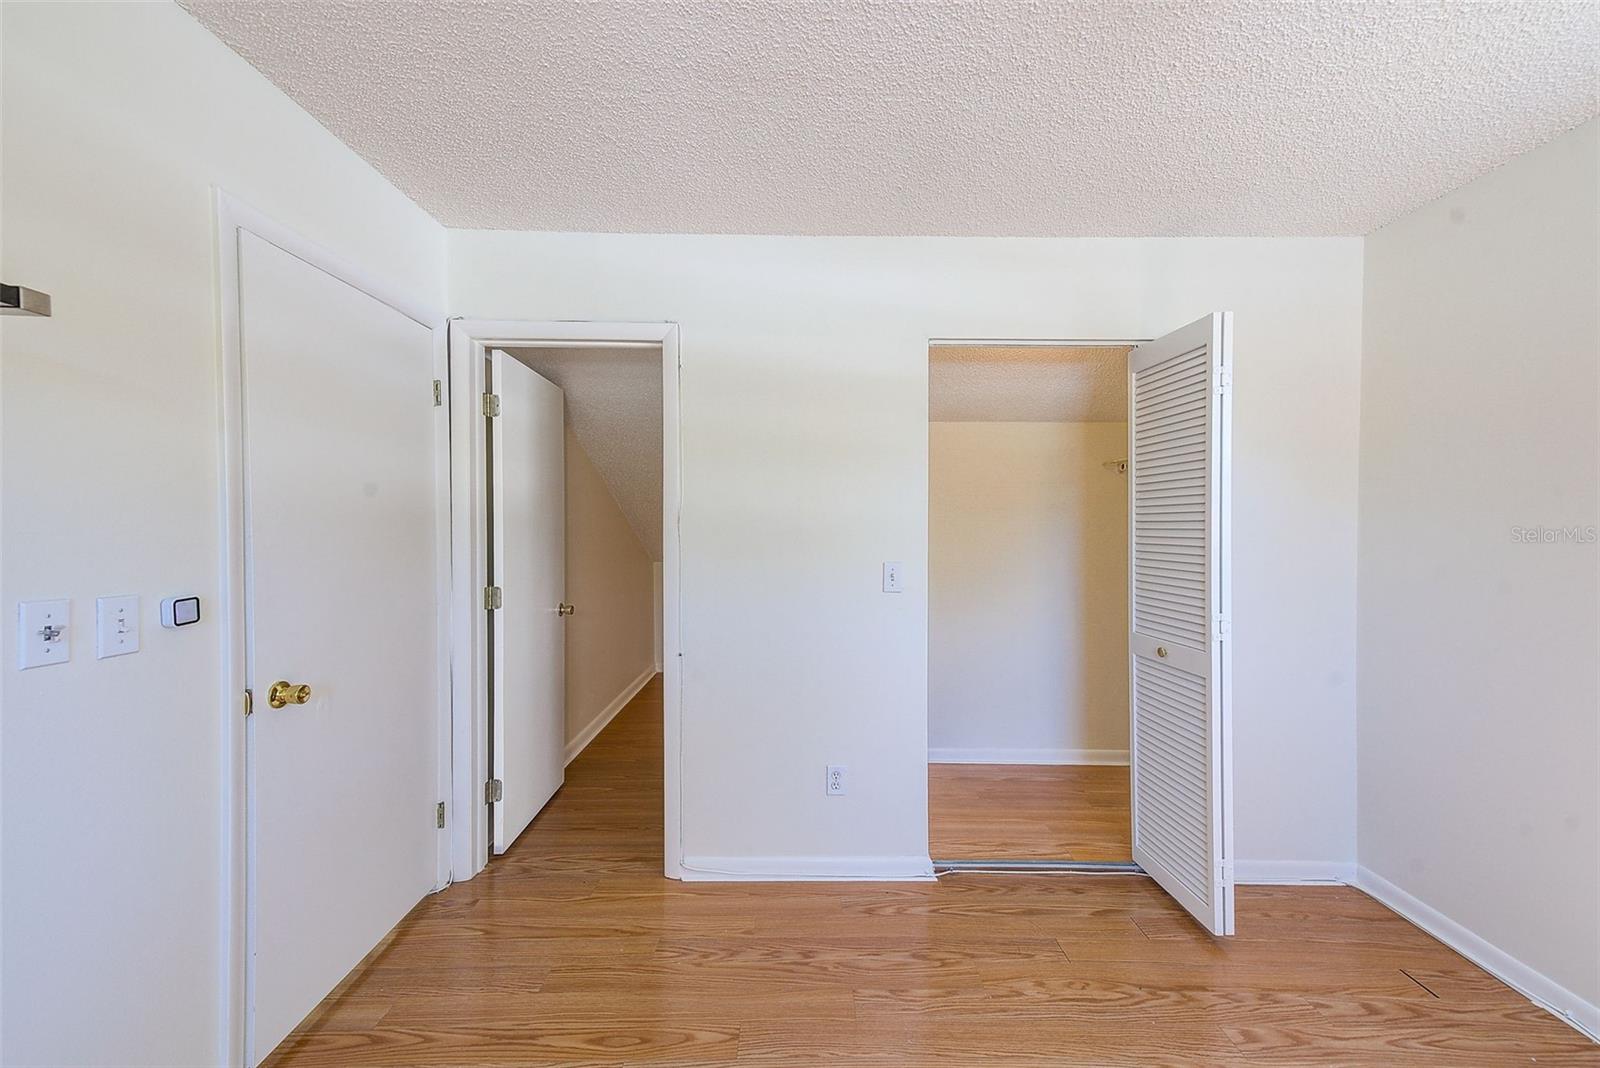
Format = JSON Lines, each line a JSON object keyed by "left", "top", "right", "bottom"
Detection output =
{"left": 1128, "top": 312, "right": 1234, "bottom": 936}
{"left": 491, "top": 351, "right": 566, "bottom": 853}
{"left": 239, "top": 232, "right": 440, "bottom": 1062}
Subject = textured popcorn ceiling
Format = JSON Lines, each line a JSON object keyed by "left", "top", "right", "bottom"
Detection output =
{"left": 504, "top": 346, "right": 663, "bottom": 559}
{"left": 931, "top": 345, "right": 1129, "bottom": 422}
{"left": 181, "top": 0, "right": 1597, "bottom": 236}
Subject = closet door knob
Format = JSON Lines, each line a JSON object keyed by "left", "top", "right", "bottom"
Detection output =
{"left": 557, "top": 603, "right": 575, "bottom": 617}
{"left": 267, "top": 680, "right": 313, "bottom": 708}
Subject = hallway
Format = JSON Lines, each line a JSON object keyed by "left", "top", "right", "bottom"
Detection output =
{"left": 264, "top": 676, "right": 1595, "bottom": 1066}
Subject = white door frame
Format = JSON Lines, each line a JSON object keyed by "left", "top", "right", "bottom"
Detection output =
{"left": 447, "top": 320, "right": 684, "bottom": 882}
{"left": 213, "top": 191, "right": 452, "bottom": 1066}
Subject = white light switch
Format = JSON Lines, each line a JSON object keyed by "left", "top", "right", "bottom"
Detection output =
{"left": 18, "top": 599, "right": 71, "bottom": 669}
{"left": 881, "top": 561, "right": 905, "bottom": 593}
{"left": 96, "top": 595, "right": 140, "bottom": 659}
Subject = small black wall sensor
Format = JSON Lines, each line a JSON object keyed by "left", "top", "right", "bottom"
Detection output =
{"left": 160, "top": 597, "right": 201, "bottom": 628}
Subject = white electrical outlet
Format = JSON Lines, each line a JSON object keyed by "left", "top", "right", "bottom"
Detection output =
{"left": 826, "top": 764, "right": 847, "bottom": 795}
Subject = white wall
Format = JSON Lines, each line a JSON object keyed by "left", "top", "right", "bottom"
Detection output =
{"left": 450, "top": 230, "right": 1365, "bottom": 876}
{"left": 564, "top": 426, "right": 657, "bottom": 753}
{"left": 0, "top": 4, "right": 445, "bottom": 1065}
{"left": 1358, "top": 118, "right": 1599, "bottom": 1030}
{"left": 928, "top": 421, "right": 1128, "bottom": 762}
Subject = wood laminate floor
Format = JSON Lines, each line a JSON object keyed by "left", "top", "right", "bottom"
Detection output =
{"left": 265, "top": 676, "right": 1596, "bottom": 1066}
{"left": 928, "top": 763, "right": 1131, "bottom": 861}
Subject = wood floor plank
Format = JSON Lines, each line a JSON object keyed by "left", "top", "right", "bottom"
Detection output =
{"left": 262, "top": 676, "right": 1595, "bottom": 1067}
{"left": 1225, "top": 1017, "right": 1600, "bottom": 1066}
{"left": 267, "top": 1019, "right": 741, "bottom": 1067}
{"left": 929, "top": 763, "right": 1132, "bottom": 860}
{"left": 740, "top": 1014, "right": 1246, "bottom": 1067}
{"left": 978, "top": 956, "right": 1445, "bottom": 1001}
{"left": 975, "top": 977, "right": 1326, "bottom": 1027}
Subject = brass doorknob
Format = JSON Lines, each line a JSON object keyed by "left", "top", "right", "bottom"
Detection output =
{"left": 1155, "top": 646, "right": 1168, "bottom": 659}
{"left": 267, "top": 680, "right": 313, "bottom": 708}
{"left": 557, "top": 603, "right": 576, "bottom": 617}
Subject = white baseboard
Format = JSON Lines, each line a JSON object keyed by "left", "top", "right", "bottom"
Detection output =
{"left": 928, "top": 747, "right": 1129, "bottom": 766}
{"left": 1356, "top": 865, "right": 1599, "bottom": 1042}
{"left": 1235, "top": 859, "right": 1356, "bottom": 885}
{"left": 680, "top": 855, "right": 935, "bottom": 882}
{"left": 563, "top": 666, "right": 656, "bottom": 766}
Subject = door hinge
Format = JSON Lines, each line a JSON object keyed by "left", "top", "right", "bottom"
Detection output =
{"left": 435, "top": 801, "right": 446, "bottom": 828}
{"left": 481, "top": 392, "right": 500, "bottom": 417}
{"left": 484, "top": 778, "right": 503, "bottom": 804}
{"left": 1214, "top": 616, "right": 1232, "bottom": 640}
{"left": 1215, "top": 368, "right": 1232, "bottom": 393}
{"left": 243, "top": 688, "right": 253, "bottom": 717}
{"left": 433, "top": 379, "right": 443, "bottom": 406}
{"left": 483, "top": 585, "right": 503, "bottom": 610}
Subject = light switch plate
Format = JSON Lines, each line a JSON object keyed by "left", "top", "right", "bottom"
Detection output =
{"left": 881, "top": 561, "right": 905, "bottom": 593}
{"left": 18, "top": 599, "right": 71, "bottom": 669}
{"left": 96, "top": 595, "right": 140, "bottom": 659}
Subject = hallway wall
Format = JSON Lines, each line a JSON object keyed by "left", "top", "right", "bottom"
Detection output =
{"left": 564, "top": 426, "right": 658, "bottom": 758}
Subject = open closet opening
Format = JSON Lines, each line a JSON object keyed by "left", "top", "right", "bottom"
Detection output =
{"left": 927, "top": 342, "right": 1135, "bottom": 864}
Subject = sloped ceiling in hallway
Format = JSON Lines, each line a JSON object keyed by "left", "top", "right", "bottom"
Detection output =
{"left": 506, "top": 346, "right": 663, "bottom": 560}
{"left": 181, "top": 0, "right": 1598, "bottom": 237}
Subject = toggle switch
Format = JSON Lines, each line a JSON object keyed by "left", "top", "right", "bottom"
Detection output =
{"left": 96, "top": 595, "right": 140, "bottom": 659}
{"left": 882, "top": 561, "right": 905, "bottom": 593}
{"left": 18, "top": 599, "right": 71, "bottom": 669}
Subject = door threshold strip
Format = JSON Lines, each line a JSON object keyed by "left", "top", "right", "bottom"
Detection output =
{"left": 932, "top": 859, "right": 1146, "bottom": 875}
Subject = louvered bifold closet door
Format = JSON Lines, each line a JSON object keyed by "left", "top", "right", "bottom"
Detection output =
{"left": 1128, "top": 313, "right": 1234, "bottom": 936}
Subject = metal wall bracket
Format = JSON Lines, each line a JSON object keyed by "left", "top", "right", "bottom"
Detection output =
{"left": 1, "top": 284, "right": 51, "bottom": 317}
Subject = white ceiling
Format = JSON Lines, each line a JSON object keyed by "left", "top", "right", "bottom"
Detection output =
{"left": 504, "top": 346, "right": 662, "bottom": 560}
{"left": 931, "top": 345, "right": 1129, "bottom": 422}
{"left": 182, "top": 0, "right": 1597, "bottom": 237}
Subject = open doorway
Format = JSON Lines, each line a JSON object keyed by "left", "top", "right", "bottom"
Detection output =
{"left": 485, "top": 342, "right": 665, "bottom": 854}
{"left": 927, "top": 342, "right": 1134, "bottom": 864}
{"left": 447, "top": 322, "right": 682, "bottom": 883}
